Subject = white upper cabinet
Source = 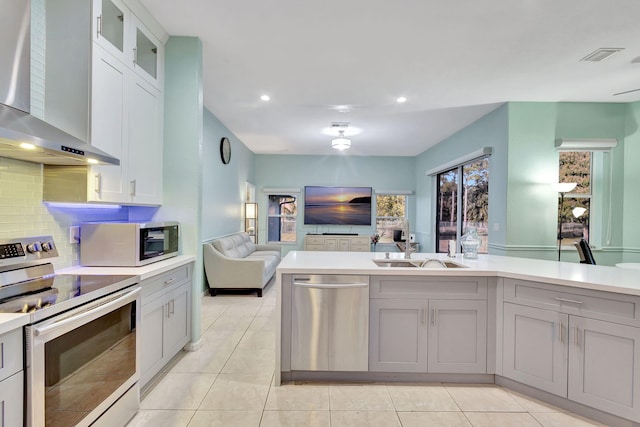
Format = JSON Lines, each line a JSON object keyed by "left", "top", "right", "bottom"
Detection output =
{"left": 93, "top": 0, "right": 130, "bottom": 62}
{"left": 127, "top": 74, "right": 163, "bottom": 204}
{"left": 131, "top": 16, "right": 164, "bottom": 89}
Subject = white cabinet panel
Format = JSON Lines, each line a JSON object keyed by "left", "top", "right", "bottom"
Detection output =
{"left": 304, "top": 235, "right": 370, "bottom": 252}
{"left": 369, "top": 299, "right": 427, "bottom": 372}
{"left": 428, "top": 299, "right": 487, "bottom": 373}
{"left": 0, "top": 372, "right": 23, "bottom": 427}
{"left": 569, "top": 316, "right": 640, "bottom": 422}
{"left": 503, "top": 303, "right": 568, "bottom": 397}
{"left": 127, "top": 75, "right": 162, "bottom": 204}
{"left": 140, "top": 264, "right": 193, "bottom": 388}
{"left": 90, "top": 44, "right": 128, "bottom": 202}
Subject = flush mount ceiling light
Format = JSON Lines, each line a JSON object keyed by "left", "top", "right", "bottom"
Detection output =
{"left": 260, "top": 94, "right": 270, "bottom": 101}
{"left": 331, "top": 130, "right": 351, "bottom": 151}
{"left": 396, "top": 96, "right": 407, "bottom": 103}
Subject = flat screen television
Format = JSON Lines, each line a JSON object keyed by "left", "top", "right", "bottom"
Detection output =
{"left": 304, "top": 186, "right": 372, "bottom": 225}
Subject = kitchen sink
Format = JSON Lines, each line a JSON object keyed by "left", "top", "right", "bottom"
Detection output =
{"left": 372, "top": 259, "right": 468, "bottom": 268}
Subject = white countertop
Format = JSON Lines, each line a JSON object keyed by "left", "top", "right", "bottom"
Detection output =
{"left": 58, "top": 255, "right": 196, "bottom": 281}
{"left": 0, "top": 256, "right": 197, "bottom": 335}
{"left": 277, "top": 251, "right": 640, "bottom": 296}
{"left": 0, "top": 313, "right": 29, "bottom": 335}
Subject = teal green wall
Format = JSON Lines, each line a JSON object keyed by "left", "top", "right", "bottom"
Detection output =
{"left": 414, "top": 105, "right": 509, "bottom": 252}
{"left": 201, "top": 108, "right": 255, "bottom": 242}
{"left": 623, "top": 101, "right": 640, "bottom": 262}
{"left": 414, "top": 102, "right": 630, "bottom": 265}
{"left": 506, "top": 103, "right": 627, "bottom": 263}
{"left": 254, "top": 154, "right": 415, "bottom": 254}
{"left": 155, "top": 36, "right": 204, "bottom": 344}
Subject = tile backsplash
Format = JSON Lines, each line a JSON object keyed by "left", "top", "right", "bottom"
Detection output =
{"left": 0, "top": 157, "right": 130, "bottom": 268}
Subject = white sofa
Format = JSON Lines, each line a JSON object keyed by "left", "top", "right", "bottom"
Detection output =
{"left": 203, "top": 232, "right": 281, "bottom": 297}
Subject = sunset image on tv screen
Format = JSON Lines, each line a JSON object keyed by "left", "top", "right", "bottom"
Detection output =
{"left": 304, "top": 186, "right": 372, "bottom": 225}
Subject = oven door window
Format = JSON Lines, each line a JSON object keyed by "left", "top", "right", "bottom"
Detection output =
{"left": 44, "top": 301, "right": 136, "bottom": 425}
{"left": 140, "top": 226, "right": 178, "bottom": 261}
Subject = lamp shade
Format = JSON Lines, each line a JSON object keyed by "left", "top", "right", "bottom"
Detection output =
{"left": 572, "top": 207, "right": 587, "bottom": 218}
{"left": 245, "top": 202, "right": 257, "bottom": 219}
{"left": 552, "top": 182, "right": 577, "bottom": 193}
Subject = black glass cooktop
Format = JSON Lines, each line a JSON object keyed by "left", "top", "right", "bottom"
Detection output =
{"left": 0, "top": 274, "right": 137, "bottom": 321}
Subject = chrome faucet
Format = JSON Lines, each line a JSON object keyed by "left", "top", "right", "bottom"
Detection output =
{"left": 403, "top": 218, "right": 411, "bottom": 259}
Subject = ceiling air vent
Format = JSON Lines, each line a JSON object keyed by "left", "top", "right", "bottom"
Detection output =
{"left": 330, "top": 122, "right": 350, "bottom": 129}
{"left": 580, "top": 48, "right": 624, "bottom": 62}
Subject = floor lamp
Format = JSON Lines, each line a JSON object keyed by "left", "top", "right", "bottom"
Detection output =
{"left": 245, "top": 202, "right": 258, "bottom": 243}
{"left": 553, "top": 183, "right": 577, "bottom": 261}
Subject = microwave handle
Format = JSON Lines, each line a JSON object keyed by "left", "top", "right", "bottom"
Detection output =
{"left": 33, "top": 287, "right": 140, "bottom": 338}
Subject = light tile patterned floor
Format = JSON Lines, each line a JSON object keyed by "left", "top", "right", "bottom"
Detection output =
{"left": 127, "top": 283, "right": 606, "bottom": 427}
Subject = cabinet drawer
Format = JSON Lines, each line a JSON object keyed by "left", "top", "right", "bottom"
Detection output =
{"left": 504, "top": 278, "right": 640, "bottom": 326}
{"left": 0, "top": 328, "right": 23, "bottom": 381}
{"left": 350, "top": 243, "right": 370, "bottom": 252}
{"left": 305, "top": 245, "right": 325, "bottom": 251}
{"left": 371, "top": 276, "right": 487, "bottom": 299}
{"left": 306, "top": 237, "right": 325, "bottom": 245}
{"left": 141, "top": 265, "right": 191, "bottom": 299}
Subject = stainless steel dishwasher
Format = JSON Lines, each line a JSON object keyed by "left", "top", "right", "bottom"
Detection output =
{"left": 291, "top": 274, "right": 369, "bottom": 371}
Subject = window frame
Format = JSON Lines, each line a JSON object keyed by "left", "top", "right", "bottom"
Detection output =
{"left": 434, "top": 156, "right": 489, "bottom": 254}
{"left": 558, "top": 151, "right": 593, "bottom": 249}
{"left": 375, "top": 194, "right": 408, "bottom": 244}
{"left": 266, "top": 193, "right": 298, "bottom": 244}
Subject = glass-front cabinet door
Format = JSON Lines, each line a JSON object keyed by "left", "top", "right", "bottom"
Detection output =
{"left": 132, "top": 17, "right": 164, "bottom": 89}
{"left": 135, "top": 28, "right": 157, "bottom": 79}
{"left": 93, "top": 0, "right": 129, "bottom": 61}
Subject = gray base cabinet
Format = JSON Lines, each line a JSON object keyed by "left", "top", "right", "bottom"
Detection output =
{"left": 428, "top": 299, "right": 487, "bottom": 373}
{"left": 568, "top": 316, "right": 640, "bottom": 422}
{"left": 503, "top": 302, "right": 568, "bottom": 396}
{"left": 140, "top": 263, "right": 193, "bottom": 388}
{"left": 369, "top": 299, "right": 427, "bottom": 372}
{"left": 503, "top": 278, "right": 640, "bottom": 423}
{"left": 0, "top": 329, "right": 23, "bottom": 427}
{"left": 369, "top": 276, "right": 488, "bottom": 374}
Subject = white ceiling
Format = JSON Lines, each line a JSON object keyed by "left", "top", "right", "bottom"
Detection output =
{"left": 140, "top": 0, "right": 640, "bottom": 157}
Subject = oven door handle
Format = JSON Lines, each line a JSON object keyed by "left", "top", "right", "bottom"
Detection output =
{"left": 33, "top": 287, "right": 141, "bottom": 338}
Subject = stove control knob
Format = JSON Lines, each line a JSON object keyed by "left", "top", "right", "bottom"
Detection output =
{"left": 42, "top": 241, "right": 55, "bottom": 252}
{"left": 27, "top": 242, "right": 42, "bottom": 253}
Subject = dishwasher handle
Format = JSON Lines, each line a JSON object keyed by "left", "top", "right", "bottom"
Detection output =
{"left": 293, "top": 281, "right": 368, "bottom": 289}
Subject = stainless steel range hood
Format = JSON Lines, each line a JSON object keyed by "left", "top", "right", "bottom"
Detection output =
{"left": 0, "top": 0, "right": 119, "bottom": 166}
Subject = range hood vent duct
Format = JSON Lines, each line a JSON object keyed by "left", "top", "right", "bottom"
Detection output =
{"left": 0, "top": 0, "right": 119, "bottom": 166}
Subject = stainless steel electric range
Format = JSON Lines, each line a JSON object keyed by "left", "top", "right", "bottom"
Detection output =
{"left": 0, "top": 236, "right": 141, "bottom": 427}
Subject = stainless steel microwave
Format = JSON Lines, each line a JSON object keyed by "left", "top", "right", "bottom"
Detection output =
{"left": 80, "top": 222, "right": 179, "bottom": 266}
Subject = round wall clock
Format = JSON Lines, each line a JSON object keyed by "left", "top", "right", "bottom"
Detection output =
{"left": 220, "top": 137, "right": 231, "bottom": 164}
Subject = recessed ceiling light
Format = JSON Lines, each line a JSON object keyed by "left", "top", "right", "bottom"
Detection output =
{"left": 396, "top": 96, "right": 407, "bottom": 103}
{"left": 260, "top": 95, "right": 270, "bottom": 101}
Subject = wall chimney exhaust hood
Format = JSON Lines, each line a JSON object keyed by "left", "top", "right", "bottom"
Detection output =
{"left": 0, "top": 0, "right": 119, "bottom": 166}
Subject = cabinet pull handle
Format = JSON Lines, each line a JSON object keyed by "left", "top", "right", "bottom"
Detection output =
{"left": 431, "top": 308, "right": 438, "bottom": 326}
{"left": 164, "top": 277, "right": 176, "bottom": 285}
{"left": 94, "top": 173, "right": 101, "bottom": 195}
{"left": 574, "top": 326, "right": 580, "bottom": 347}
{"left": 165, "top": 302, "right": 171, "bottom": 318}
{"left": 133, "top": 47, "right": 138, "bottom": 65}
{"left": 555, "top": 297, "right": 583, "bottom": 305}
{"left": 130, "top": 179, "right": 136, "bottom": 197}
{"left": 97, "top": 14, "right": 102, "bottom": 37}
{"left": 558, "top": 322, "right": 564, "bottom": 344}
{"left": 170, "top": 299, "right": 175, "bottom": 316}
